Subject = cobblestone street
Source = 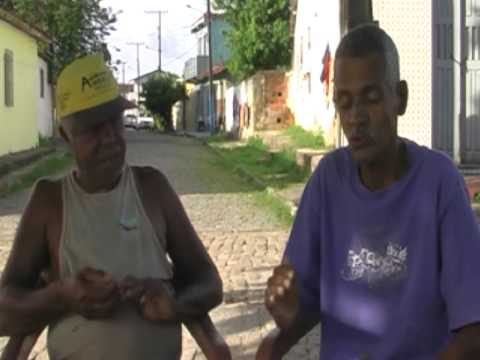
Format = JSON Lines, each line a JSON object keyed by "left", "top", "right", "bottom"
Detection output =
{"left": 0, "top": 131, "right": 320, "bottom": 359}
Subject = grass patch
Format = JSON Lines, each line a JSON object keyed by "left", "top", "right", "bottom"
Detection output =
{"left": 2, "top": 151, "right": 73, "bottom": 196}
{"left": 38, "top": 135, "right": 55, "bottom": 148}
{"left": 474, "top": 192, "right": 480, "bottom": 203}
{"left": 283, "top": 125, "right": 325, "bottom": 149}
{"left": 211, "top": 136, "right": 309, "bottom": 189}
{"left": 252, "top": 191, "right": 293, "bottom": 226}
{"left": 206, "top": 133, "right": 232, "bottom": 144}
{"left": 207, "top": 134, "right": 312, "bottom": 226}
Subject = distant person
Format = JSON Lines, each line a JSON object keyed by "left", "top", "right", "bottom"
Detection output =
{"left": 0, "top": 53, "right": 222, "bottom": 359}
{"left": 260, "top": 25, "right": 480, "bottom": 359}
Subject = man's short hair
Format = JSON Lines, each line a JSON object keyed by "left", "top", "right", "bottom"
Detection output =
{"left": 335, "top": 24, "right": 400, "bottom": 85}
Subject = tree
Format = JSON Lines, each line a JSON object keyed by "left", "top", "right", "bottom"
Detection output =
{"left": 141, "top": 73, "right": 186, "bottom": 132}
{"left": 3, "top": 0, "right": 116, "bottom": 77}
{"left": 215, "top": 0, "right": 292, "bottom": 81}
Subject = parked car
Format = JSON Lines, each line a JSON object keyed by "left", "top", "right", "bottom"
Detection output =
{"left": 137, "top": 116, "right": 155, "bottom": 130}
{"left": 124, "top": 114, "right": 138, "bottom": 129}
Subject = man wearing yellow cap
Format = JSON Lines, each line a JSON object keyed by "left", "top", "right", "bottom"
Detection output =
{"left": 0, "top": 54, "right": 223, "bottom": 359}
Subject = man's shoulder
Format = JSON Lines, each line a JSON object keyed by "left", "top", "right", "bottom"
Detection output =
{"left": 32, "top": 177, "right": 62, "bottom": 202}
{"left": 130, "top": 166, "right": 172, "bottom": 198}
{"left": 22, "top": 178, "right": 62, "bottom": 225}
{"left": 131, "top": 165, "right": 168, "bottom": 183}
{"left": 412, "top": 142, "right": 460, "bottom": 178}
{"left": 405, "top": 141, "right": 465, "bottom": 202}
{"left": 311, "top": 147, "right": 350, "bottom": 180}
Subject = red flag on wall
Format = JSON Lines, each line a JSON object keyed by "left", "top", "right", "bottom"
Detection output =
{"left": 321, "top": 44, "right": 332, "bottom": 100}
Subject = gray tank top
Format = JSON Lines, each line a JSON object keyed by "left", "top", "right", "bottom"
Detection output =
{"left": 47, "top": 165, "right": 181, "bottom": 360}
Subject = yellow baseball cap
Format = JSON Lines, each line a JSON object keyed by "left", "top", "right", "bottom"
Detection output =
{"left": 56, "top": 53, "right": 135, "bottom": 121}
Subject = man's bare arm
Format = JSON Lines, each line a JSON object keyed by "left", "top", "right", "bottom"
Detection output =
{"left": 139, "top": 168, "right": 223, "bottom": 321}
{"left": 440, "top": 323, "right": 480, "bottom": 360}
{"left": 0, "top": 180, "right": 66, "bottom": 335}
{"left": 257, "top": 314, "right": 320, "bottom": 359}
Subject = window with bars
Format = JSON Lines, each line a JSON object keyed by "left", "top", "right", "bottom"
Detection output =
{"left": 4, "top": 50, "right": 14, "bottom": 107}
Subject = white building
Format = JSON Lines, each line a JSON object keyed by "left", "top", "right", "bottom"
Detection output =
{"left": 290, "top": 0, "right": 480, "bottom": 164}
{"left": 289, "top": 0, "right": 372, "bottom": 146}
{"left": 373, "top": 0, "right": 480, "bottom": 164}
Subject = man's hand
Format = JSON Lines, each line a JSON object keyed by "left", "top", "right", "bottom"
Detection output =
{"left": 57, "top": 268, "right": 120, "bottom": 319}
{"left": 265, "top": 264, "right": 299, "bottom": 330}
{"left": 119, "top": 277, "right": 177, "bottom": 322}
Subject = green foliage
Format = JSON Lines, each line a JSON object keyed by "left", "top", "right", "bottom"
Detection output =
{"left": 1, "top": 152, "right": 73, "bottom": 197}
{"left": 252, "top": 191, "right": 293, "bottom": 226}
{"left": 215, "top": 0, "right": 292, "bottom": 80}
{"left": 211, "top": 137, "right": 309, "bottom": 189}
{"left": 206, "top": 134, "right": 230, "bottom": 143}
{"left": 152, "top": 114, "right": 165, "bottom": 131}
{"left": 283, "top": 126, "right": 326, "bottom": 149}
{"left": 141, "top": 72, "right": 186, "bottom": 131}
{"left": 474, "top": 192, "right": 480, "bottom": 203}
{"left": 246, "top": 136, "right": 268, "bottom": 151}
{"left": 3, "top": 0, "right": 117, "bottom": 77}
{"left": 38, "top": 134, "right": 54, "bottom": 148}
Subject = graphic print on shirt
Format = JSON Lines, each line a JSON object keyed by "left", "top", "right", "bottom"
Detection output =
{"left": 342, "top": 241, "right": 408, "bottom": 287}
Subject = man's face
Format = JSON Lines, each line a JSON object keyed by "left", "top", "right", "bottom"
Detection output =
{"left": 64, "top": 111, "right": 126, "bottom": 185}
{"left": 334, "top": 54, "right": 407, "bottom": 165}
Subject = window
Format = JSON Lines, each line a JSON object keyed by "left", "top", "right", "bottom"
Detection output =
{"left": 40, "top": 68, "right": 45, "bottom": 98}
{"left": 300, "top": 36, "right": 304, "bottom": 66}
{"left": 307, "top": 73, "right": 311, "bottom": 94}
{"left": 4, "top": 50, "right": 14, "bottom": 107}
{"left": 307, "top": 27, "right": 311, "bottom": 50}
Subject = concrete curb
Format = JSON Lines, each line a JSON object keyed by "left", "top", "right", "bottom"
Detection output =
{"left": 187, "top": 132, "right": 480, "bottom": 219}
{"left": 0, "top": 147, "right": 59, "bottom": 197}
{"left": 186, "top": 133, "right": 300, "bottom": 216}
{"left": 0, "top": 146, "right": 55, "bottom": 178}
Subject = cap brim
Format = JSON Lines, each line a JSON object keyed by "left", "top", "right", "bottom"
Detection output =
{"left": 65, "top": 96, "right": 137, "bottom": 123}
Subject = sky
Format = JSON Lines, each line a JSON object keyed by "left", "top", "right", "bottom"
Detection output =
{"left": 101, "top": 0, "right": 207, "bottom": 82}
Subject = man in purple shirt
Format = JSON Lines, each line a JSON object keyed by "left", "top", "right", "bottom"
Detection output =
{"left": 260, "top": 25, "right": 480, "bottom": 359}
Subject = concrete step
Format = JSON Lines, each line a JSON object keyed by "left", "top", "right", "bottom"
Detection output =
{"left": 295, "top": 148, "right": 329, "bottom": 173}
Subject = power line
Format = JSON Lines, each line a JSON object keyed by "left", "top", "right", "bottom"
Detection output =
{"left": 162, "top": 43, "right": 198, "bottom": 67}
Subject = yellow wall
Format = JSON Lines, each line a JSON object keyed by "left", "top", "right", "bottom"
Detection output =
{"left": 0, "top": 19, "right": 39, "bottom": 157}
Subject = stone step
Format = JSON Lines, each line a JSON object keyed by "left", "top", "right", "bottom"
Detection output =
{"left": 295, "top": 148, "right": 328, "bottom": 172}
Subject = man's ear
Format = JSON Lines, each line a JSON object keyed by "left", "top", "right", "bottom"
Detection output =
{"left": 397, "top": 80, "right": 408, "bottom": 116}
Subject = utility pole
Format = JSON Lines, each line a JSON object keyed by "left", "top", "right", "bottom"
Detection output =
{"left": 127, "top": 42, "right": 144, "bottom": 104}
{"left": 121, "top": 62, "right": 126, "bottom": 84}
{"left": 206, "top": 0, "right": 215, "bottom": 132}
{"left": 127, "top": 42, "right": 144, "bottom": 80}
{"left": 145, "top": 10, "right": 168, "bottom": 72}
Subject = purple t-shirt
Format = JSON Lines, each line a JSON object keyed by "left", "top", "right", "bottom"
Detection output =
{"left": 285, "top": 139, "right": 480, "bottom": 359}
